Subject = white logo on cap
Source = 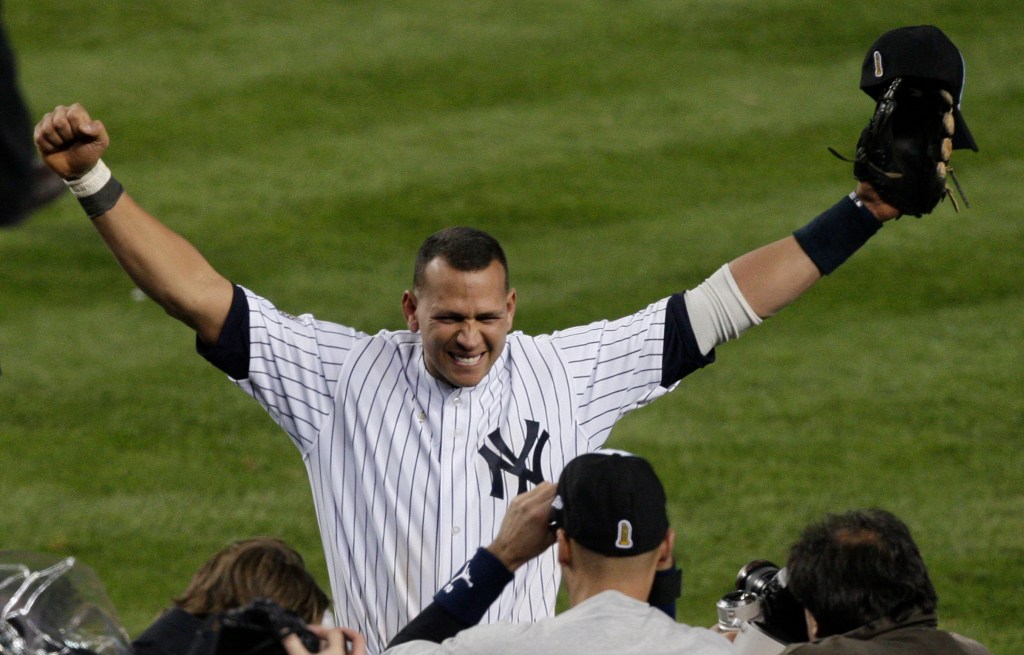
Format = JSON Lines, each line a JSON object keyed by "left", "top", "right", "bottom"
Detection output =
{"left": 873, "top": 50, "right": 884, "bottom": 77}
{"left": 616, "top": 520, "right": 634, "bottom": 549}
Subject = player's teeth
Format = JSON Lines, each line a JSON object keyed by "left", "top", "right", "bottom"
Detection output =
{"left": 453, "top": 353, "right": 482, "bottom": 364}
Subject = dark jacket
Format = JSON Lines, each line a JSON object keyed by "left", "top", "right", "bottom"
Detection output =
{"left": 132, "top": 608, "right": 215, "bottom": 655}
{"left": 783, "top": 611, "right": 977, "bottom": 655}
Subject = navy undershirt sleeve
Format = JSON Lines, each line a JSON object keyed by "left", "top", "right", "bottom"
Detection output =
{"left": 661, "top": 292, "right": 716, "bottom": 388}
{"left": 385, "top": 603, "right": 468, "bottom": 648}
{"left": 196, "top": 284, "right": 250, "bottom": 380}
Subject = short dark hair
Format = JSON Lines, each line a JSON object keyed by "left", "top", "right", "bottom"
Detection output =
{"left": 174, "top": 537, "right": 331, "bottom": 624}
{"left": 413, "top": 227, "right": 509, "bottom": 291}
{"left": 786, "top": 509, "right": 938, "bottom": 638}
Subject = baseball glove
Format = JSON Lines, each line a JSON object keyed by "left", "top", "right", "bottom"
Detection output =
{"left": 832, "top": 77, "right": 969, "bottom": 217}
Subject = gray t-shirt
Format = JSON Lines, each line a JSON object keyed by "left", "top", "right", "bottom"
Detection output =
{"left": 385, "top": 589, "right": 734, "bottom": 655}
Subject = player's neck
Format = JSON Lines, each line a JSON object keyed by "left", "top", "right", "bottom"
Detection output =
{"left": 564, "top": 572, "right": 655, "bottom": 608}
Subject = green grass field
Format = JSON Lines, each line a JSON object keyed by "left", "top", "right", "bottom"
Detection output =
{"left": 2, "top": 1, "right": 1022, "bottom": 652}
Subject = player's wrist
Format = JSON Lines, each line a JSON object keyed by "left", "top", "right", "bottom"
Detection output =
{"left": 65, "top": 159, "right": 124, "bottom": 219}
{"left": 853, "top": 184, "right": 901, "bottom": 222}
{"left": 433, "top": 548, "right": 514, "bottom": 627}
{"left": 485, "top": 539, "right": 525, "bottom": 572}
{"left": 64, "top": 160, "right": 109, "bottom": 190}
{"left": 792, "top": 194, "right": 883, "bottom": 275}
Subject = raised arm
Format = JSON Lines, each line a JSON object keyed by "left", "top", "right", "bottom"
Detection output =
{"left": 34, "top": 104, "right": 234, "bottom": 345}
{"left": 728, "top": 183, "right": 900, "bottom": 319}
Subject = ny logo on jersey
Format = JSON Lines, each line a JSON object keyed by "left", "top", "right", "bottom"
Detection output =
{"left": 478, "top": 419, "right": 550, "bottom": 499}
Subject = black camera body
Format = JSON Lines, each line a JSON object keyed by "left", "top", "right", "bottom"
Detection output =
{"left": 716, "top": 560, "right": 807, "bottom": 655}
{"left": 209, "top": 599, "right": 320, "bottom": 655}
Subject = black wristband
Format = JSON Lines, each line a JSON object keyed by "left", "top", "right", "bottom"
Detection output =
{"left": 793, "top": 193, "right": 882, "bottom": 275}
{"left": 432, "top": 548, "right": 514, "bottom": 626}
{"left": 78, "top": 176, "right": 125, "bottom": 219}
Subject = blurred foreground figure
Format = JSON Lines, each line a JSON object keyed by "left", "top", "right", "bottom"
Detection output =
{"left": 0, "top": 13, "right": 63, "bottom": 227}
{"left": 0, "top": 551, "right": 130, "bottom": 655}
{"left": 0, "top": 548, "right": 357, "bottom": 655}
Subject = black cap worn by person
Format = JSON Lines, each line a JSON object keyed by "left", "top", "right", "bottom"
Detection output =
{"left": 860, "top": 25, "right": 978, "bottom": 152}
{"left": 552, "top": 450, "right": 669, "bottom": 557}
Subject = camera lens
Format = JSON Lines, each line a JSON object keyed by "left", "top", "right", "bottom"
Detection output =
{"left": 716, "top": 590, "right": 762, "bottom": 629}
{"left": 735, "top": 559, "right": 780, "bottom": 597}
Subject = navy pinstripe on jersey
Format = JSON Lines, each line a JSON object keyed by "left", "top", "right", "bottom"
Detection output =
{"left": 220, "top": 287, "right": 709, "bottom": 654}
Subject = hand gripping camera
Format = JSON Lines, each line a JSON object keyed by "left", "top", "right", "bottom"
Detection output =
{"left": 716, "top": 560, "right": 807, "bottom": 655}
{"left": 209, "top": 599, "right": 321, "bottom": 655}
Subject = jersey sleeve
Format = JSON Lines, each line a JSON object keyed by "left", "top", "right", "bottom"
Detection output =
{"left": 196, "top": 284, "right": 251, "bottom": 379}
{"left": 663, "top": 291, "right": 717, "bottom": 385}
{"left": 227, "top": 286, "right": 367, "bottom": 451}
{"left": 543, "top": 296, "right": 712, "bottom": 442}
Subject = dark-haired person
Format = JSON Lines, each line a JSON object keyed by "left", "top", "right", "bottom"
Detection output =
{"left": 783, "top": 509, "right": 991, "bottom": 655}
{"left": 132, "top": 537, "right": 331, "bottom": 655}
{"left": 33, "top": 27, "right": 975, "bottom": 648}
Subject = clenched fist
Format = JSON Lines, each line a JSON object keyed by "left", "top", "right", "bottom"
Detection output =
{"left": 34, "top": 103, "right": 110, "bottom": 180}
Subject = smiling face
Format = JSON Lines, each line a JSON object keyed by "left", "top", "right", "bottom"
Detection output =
{"left": 402, "top": 257, "right": 516, "bottom": 388}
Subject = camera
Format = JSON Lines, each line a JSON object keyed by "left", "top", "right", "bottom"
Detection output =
{"left": 209, "top": 599, "right": 320, "bottom": 655}
{"left": 716, "top": 560, "right": 806, "bottom": 655}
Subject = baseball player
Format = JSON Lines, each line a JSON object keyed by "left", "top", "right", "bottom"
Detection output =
{"left": 36, "top": 103, "right": 905, "bottom": 654}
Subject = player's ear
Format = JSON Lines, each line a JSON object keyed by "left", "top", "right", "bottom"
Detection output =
{"left": 804, "top": 609, "right": 818, "bottom": 640}
{"left": 505, "top": 288, "right": 517, "bottom": 327}
{"left": 656, "top": 529, "right": 676, "bottom": 569}
{"left": 402, "top": 291, "right": 420, "bottom": 331}
{"left": 556, "top": 529, "right": 571, "bottom": 566}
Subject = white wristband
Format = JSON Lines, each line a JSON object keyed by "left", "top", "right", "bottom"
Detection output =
{"left": 63, "top": 159, "right": 126, "bottom": 219}
{"left": 65, "top": 160, "right": 113, "bottom": 198}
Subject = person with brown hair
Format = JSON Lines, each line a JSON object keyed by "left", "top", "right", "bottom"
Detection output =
{"left": 132, "top": 537, "right": 331, "bottom": 655}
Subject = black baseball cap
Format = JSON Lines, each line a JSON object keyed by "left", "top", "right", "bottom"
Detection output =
{"left": 860, "top": 25, "right": 978, "bottom": 152}
{"left": 552, "top": 450, "right": 669, "bottom": 557}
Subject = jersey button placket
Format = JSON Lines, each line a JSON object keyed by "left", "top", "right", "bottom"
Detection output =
{"left": 450, "top": 388, "right": 472, "bottom": 571}
{"left": 438, "top": 388, "right": 468, "bottom": 578}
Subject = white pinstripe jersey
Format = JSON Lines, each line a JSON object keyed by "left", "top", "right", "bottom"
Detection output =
{"left": 232, "top": 288, "right": 696, "bottom": 654}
